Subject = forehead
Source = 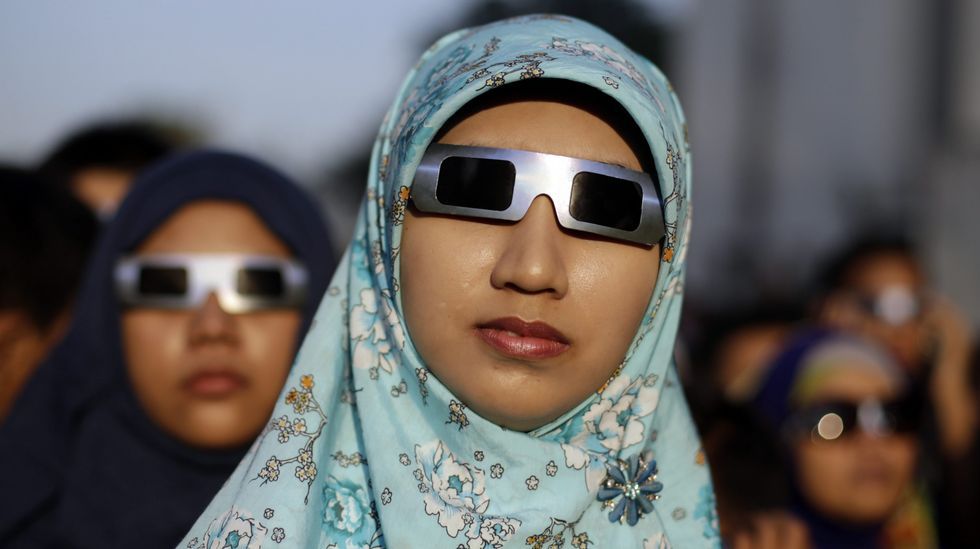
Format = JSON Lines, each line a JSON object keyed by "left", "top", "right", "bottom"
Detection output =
{"left": 845, "top": 252, "right": 923, "bottom": 291}
{"left": 438, "top": 89, "right": 649, "bottom": 170}
{"left": 796, "top": 364, "right": 899, "bottom": 405}
{"left": 136, "top": 200, "right": 291, "bottom": 256}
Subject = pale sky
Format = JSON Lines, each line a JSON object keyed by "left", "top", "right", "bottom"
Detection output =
{"left": 0, "top": 0, "right": 471, "bottom": 181}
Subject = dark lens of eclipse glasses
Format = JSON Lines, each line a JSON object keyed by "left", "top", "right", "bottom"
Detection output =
{"left": 435, "top": 156, "right": 515, "bottom": 211}
{"left": 138, "top": 266, "right": 188, "bottom": 296}
{"left": 569, "top": 171, "right": 642, "bottom": 231}
{"left": 434, "top": 156, "right": 645, "bottom": 232}
{"left": 237, "top": 267, "right": 285, "bottom": 297}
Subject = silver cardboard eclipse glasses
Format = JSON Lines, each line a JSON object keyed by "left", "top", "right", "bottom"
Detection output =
{"left": 115, "top": 254, "right": 308, "bottom": 314}
{"left": 411, "top": 144, "right": 665, "bottom": 246}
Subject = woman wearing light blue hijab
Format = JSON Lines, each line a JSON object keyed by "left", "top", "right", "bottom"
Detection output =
{"left": 181, "top": 15, "right": 718, "bottom": 548}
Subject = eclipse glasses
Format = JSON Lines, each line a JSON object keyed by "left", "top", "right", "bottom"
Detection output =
{"left": 115, "top": 254, "right": 308, "bottom": 314}
{"left": 411, "top": 144, "right": 666, "bottom": 246}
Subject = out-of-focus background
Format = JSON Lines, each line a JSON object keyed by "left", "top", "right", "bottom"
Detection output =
{"left": 4, "top": 1, "right": 980, "bottom": 545}
{"left": 3, "top": 0, "right": 977, "bottom": 325}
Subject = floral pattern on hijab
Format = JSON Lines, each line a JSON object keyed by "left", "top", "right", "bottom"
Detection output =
{"left": 181, "top": 15, "right": 718, "bottom": 549}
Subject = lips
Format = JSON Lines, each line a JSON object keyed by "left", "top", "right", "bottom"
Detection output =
{"left": 852, "top": 460, "right": 896, "bottom": 485}
{"left": 476, "top": 317, "right": 570, "bottom": 360}
{"left": 182, "top": 368, "right": 247, "bottom": 398}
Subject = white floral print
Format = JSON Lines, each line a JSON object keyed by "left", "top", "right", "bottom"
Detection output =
{"left": 560, "top": 374, "right": 660, "bottom": 491}
{"left": 415, "top": 441, "right": 489, "bottom": 536}
{"left": 201, "top": 508, "right": 267, "bottom": 549}
{"left": 321, "top": 476, "right": 379, "bottom": 548}
{"left": 545, "top": 460, "right": 558, "bottom": 477}
{"left": 258, "top": 457, "right": 281, "bottom": 483}
{"left": 350, "top": 288, "right": 405, "bottom": 376}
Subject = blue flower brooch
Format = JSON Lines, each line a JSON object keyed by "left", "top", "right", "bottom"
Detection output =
{"left": 597, "top": 454, "right": 663, "bottom": 526}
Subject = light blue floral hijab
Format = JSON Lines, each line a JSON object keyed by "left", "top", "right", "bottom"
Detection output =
{"left": 181, "top": 15, "right": 718, "bottom": 549}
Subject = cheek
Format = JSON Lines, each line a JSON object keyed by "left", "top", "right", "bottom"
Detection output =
{"left": 121, "top": 311, "right": 192, "bottom": 436}
{"left": 568, "top": 244, "right": 660, "bottom": 349}
{"left": 885, "top": 436, "right": 918, "bottom": 477}
{"left": 574, "top": 244, "right": 660, "bottom": 302}
{"left": 0, "top": 325, "right": 50, "bottom": 418}
{"left": 794, "top": 443, "right": 853, "bottom": 497}
{"left": 400, "top": 217, "right": 494, "bottom": 346}
{"left": 122, "top": 311, "right": 187, "bottom": 388}
{"left": 236, "top": 312, "right": 301, "bottom": 389}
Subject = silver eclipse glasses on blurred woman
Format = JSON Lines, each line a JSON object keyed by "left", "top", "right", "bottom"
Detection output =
{"left": 411, "top": 144, "right": 665, "bottom": 246}
{"left": 115, "top": 254, "right": 308, "bottom": 313}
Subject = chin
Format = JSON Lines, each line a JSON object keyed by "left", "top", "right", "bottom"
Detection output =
{"left": 828, "top": 499, "right": 899, "bottom": 525}
{"left": 845, "top": 508, "right": 896, "bottom": 525}
{"left": 179, "top": 428, "right": 256, "bottom": 450}
{"left": 476, "top": 402, "right": 564, "bottom": 432}
{"left": 176, "top": 409, "right": 261, "bottom": 449}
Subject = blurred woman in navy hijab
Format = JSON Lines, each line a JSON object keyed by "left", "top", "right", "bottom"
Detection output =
{"left": 752, "top": 329, "right": 936, "bottom": 548}
{"left": 0, "top": 150, "right": 335, "bottom": 548}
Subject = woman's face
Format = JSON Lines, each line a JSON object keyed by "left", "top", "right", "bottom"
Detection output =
{"left": 400, "top": 98, "right": 661, "bottom": 432}
{"left": 122, "top": 200, "right": 301, "bottom": 449}
{"left": 791, "top": 366, "right": 917, "bottom": 524}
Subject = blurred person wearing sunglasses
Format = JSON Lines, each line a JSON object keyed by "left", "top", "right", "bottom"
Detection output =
{"left": 0, "top": 166, "right": 98, "bottom": 422}
{"left": 744, "top": 329, "right": 937, "bottom": 549}
{"left": 180, "top": 17, "right": 718, "bottom": 549}
{"left": 816, "top": 237, "right": 976, "bottom": 456}
{"left": 816, "top": 237, "right": 978, "bottom": 545}
{"left": 0, "top": 151, "right": 335, "bottom": 548}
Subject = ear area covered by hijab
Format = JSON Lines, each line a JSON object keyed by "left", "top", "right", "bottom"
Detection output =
{"left": 0, "top": 150, "right": 335, "bottom": 549}
{"left": 180, "top": 16, "right": 719, "bottom": 549}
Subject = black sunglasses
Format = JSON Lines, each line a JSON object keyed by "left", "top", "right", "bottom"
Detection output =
{"left": 785, "top": 397, "right": 921, "bottom": 442}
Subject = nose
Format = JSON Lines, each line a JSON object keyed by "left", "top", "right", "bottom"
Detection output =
{"left": 489, "top": 196, "right": 569, "bottom": 298}
{"left": 187, "top": 292, "right": 239, "bottom": 347}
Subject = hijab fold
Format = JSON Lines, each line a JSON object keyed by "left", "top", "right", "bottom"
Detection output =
{"left": 181, "top": 16, "right": 718, "bottom": 548}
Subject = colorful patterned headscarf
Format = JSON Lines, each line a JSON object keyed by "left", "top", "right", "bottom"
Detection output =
{"left": 181, "top": 15, "right": 718, "bottom": 549}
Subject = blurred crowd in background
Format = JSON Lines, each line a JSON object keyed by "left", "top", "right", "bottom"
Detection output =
{"left": 2, "top": 1, "right": 978, "bottom": 547}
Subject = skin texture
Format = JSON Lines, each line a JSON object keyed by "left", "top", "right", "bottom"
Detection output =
{"left": 0, "top": 311, "right": 68, "bottom": 422}
{"left": 121, "top": 200, "right": 301, "bottom": 449}
{"left": 72, "top": 168, "right": 133, "bottom": 218}
{"left": 791, "top": 365, "right": 917, "bottom": 526}
{"left": 400, "top": 99, "right": 661, "bottom": 432}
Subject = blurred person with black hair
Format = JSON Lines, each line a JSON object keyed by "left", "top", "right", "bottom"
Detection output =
{"left": 0, "top": 166, "right": 98, "bottom": 421}
{"left": 39, "top": 120, "right": 177, "bottom": 220}
{"left": 815, "top": 236, "right": 978, "bottom": 545}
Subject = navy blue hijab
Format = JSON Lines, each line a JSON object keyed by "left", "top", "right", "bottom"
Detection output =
{"left": 0, "top": 151, "right": 335, "bottom": 548}
{"left": 753, "top": 329, "right": 909, "bottom": 549}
